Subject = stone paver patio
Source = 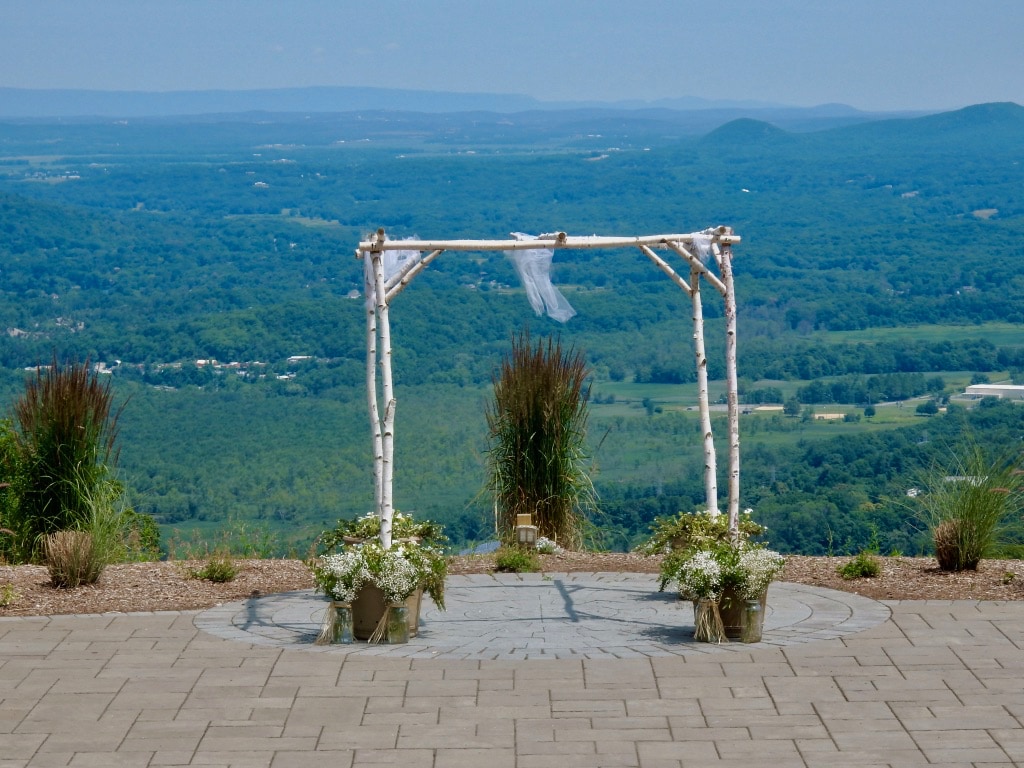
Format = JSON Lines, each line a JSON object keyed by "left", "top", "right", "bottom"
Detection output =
{"left": 196, "top": 574, "right": 891, "bottom": 659}
{"left": 2, "top": 575, "right": 1024, "bottom": 767}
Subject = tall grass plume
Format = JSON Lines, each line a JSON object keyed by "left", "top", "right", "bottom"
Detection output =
{"left": 485, "top": 331, "right": 596, "bottom": 550}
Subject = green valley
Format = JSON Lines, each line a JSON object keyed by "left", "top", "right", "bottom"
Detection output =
{"left": 1, "top": 102, "right": 1023, "bottom": 556}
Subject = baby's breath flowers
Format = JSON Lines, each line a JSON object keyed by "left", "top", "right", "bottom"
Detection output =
{"left": 312, "top": 549, "right": 365, "bottom": 603}
{"left": 737, "top": 546, "right": 785, "bottom": 599}
{"left": 535, "top": 537, "right": 563, "bottom": 554}
{"left": 666, "top": 542, "right": 785, "bottom": 602}
{"left": 674, "top": 550, "right": 724, "bottom": 600}
{"left": 310, "top": 533, "right": 448, "bottom": 611}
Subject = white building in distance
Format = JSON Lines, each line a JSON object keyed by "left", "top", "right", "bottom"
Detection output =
{"left": 964, "top": 383, "right": 1024, "bottom": 400}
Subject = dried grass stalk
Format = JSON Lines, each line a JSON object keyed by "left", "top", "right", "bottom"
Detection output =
{"left": 44, "top": 530, "right": 103, "bottom": 588}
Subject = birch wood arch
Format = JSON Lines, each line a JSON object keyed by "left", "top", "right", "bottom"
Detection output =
{"left": 356, "top": 227, "right": 742, "bottom": 548}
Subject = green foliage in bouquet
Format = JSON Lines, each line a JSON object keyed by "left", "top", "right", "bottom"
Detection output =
{"left": 317, "top": 511, "right": 448, "bottom": 551}
{"left": 311, "top": 523, "right": 448, "bottom": 609}
{"left": 669, "top": 542, "right": 785, "bottom": 601}
{"left": 638, "top": 509, "right": 766, "bottom": 591}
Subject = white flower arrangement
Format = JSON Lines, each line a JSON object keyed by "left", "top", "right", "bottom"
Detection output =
{"left": 736, "top": 546, "right": 785, "bottom": 599}
{"left": 311, "top": 537, "right": 448, "bottom": 609}
{"left": 535, "top": 536, "right": 563, "bottom": 554}
{"left": 673, "top": 550, "right": 724, "bottom": 600}
{"left": 374, "top": 544, "right": 421, "bottom": 604}
{"left": 310, "top": 516, "right": 449, "bottom": 645}
{"left": 314, "top": 549, "right": 366, "bottom": 603}
{"left": 669, "top": 543, "right": 785, "bottom": 602}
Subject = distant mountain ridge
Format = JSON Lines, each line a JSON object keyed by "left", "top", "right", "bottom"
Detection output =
{"left": 0, "top": 86, "right": 540, "bottom": 118}
{"left": 695, "top": 102, "right": 1024, "bottom": 152}
{"left": 0, "top": 85, "right": 915, "bottom": 125}
{"left": 811, "top": 101, "right": 1024, "bottom": 149}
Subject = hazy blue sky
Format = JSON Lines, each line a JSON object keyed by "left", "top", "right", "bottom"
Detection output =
{"left": 4, "top": 0, "right": 1021, "bottom": 111}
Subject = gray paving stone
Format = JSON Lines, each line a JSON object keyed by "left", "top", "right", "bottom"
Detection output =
{"left": 3, "top": 581, "right": 1024, "bottom": 767}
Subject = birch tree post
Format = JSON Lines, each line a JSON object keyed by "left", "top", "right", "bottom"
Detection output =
{"left": 365, "top": 229, "right": 396, "bottom": 549}
{"left": 365, "top": 255, "right": 383, "bottom": 521}
{"left": 714, "top": 238, "right": 741, "bottom": 533}
{"left": 659, "top": 235, "right": 732, "bottom": 524}
{"left": 689, "top": 264, "right": 719, "bottom": 516}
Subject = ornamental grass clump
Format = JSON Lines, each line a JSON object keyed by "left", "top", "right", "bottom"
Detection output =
{"left": 916, "top": 441, "right": 1024, "bottom": 571}
{"left": 13, "top": 357, "right": 124, "bottom": 547}
{"left": 486, "top": 331, "right": 595, "bottom": 550}
{"left": 43, "top": 530, "right": 102, "bottom": 588}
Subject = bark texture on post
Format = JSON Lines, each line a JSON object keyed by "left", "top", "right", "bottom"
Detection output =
{"left": 365, "top": 262, "right": 383, "bottom": 518}
{"left": 639, "top": 242, "right": 719, "bottom": 516}
{"left": 365, "top": 230, "right": 397, "bottom": 550}
{"left": 373, "top": 256, "right": 396, "bottom": 550}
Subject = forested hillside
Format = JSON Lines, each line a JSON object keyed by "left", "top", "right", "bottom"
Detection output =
{"left": 0, "top": 103, "right": 1022, "bottom": 554}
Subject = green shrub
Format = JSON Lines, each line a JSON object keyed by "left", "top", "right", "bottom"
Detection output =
{"left": 0, "top": 583, "right": 19, "bottom": 607}
{"left": 190, "top": 553, "right": 238, "bottom": 583}
{"left": 837, "top": 551, "right": 881, "bottom": 580}
{"left": 494, "top": 546, "right": 541, "bottom": 573}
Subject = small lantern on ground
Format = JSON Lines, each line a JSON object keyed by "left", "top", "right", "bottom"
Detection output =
{"left": 515, "top": 513, "right": 538, "bottom": 547}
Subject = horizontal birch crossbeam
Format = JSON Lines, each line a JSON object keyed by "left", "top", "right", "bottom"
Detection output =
{"left": 357, "top": 228, "right": 740, "bottom": 256}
